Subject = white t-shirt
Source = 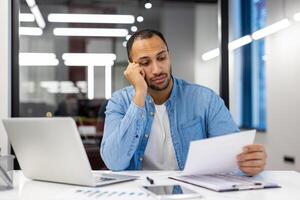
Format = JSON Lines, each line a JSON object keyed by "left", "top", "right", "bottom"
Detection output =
{"left": 142, "top": 104, "right": 178, "bottom": 170}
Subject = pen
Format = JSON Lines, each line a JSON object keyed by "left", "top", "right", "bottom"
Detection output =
{"left": 146, "top": 176, "right": 154, "bottom": 184}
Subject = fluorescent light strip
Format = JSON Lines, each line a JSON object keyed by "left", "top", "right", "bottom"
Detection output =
{"left": 62, "top": 53, "right": 116, "bottom": 61}
{"left": 53, "top": 28, "right": 128, "bottom": 37}
{"left": 48, "top": 13, "right": 135, "bottom": 24}
{"left": 88, "top": 65, "right": 94, "bottom": 100}
{"left": 252, "top": 19, "right": 290, "bottom": 40}
{"left": 20, "top": 13, "right": 35, "bottom": 22}
{"left": 63, "top": 53, "right": 116, "bottom": 66}
{"left": 19, "top": 27, "right": 43, "bottom": 36}
{"left": 202, "top": 48, "right": 220, "bottom": 61}
{"left": 30, "top": 5, "right": 46, "bottom": 29}
{"left": 293, "top": 12, "right": 300, "bottom": 21}
{"left": 64, "top": 60, "right": 114, "bottom": 66}
{"left": 19, "top": 53, "right": 59, "bottom": 66}
{"left": 228, "top": 35, "right": 252, "bottom": 50}
{"left": 25, "top": 0, "right": 36, "bottom": 8}
{"left": 105, "top": 64, "right": 112, "bottom": 99}
{"left": 202, "top": 19, "right": 292, "bottom": 61}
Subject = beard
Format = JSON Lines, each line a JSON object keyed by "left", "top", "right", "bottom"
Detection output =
{"left": 146, "top": 68, "right": 172, "bottom": 91}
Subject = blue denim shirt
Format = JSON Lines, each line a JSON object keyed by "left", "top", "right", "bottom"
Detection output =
{"left": 100, "top": 77, "right": 239, "bottom": 171}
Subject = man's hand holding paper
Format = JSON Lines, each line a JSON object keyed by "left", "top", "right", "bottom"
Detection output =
{"left": 237, "top": 144, "right": 267, "bottom": 176}
{"left": 182, "top": 130, "right": 266, "bottom": 176}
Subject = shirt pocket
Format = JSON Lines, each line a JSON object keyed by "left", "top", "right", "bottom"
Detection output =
{"left": 180, "top": 116, "right": 206, "bottom": 145}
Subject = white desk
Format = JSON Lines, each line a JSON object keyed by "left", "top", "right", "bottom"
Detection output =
{"left": 1, "top": 170, "right": 300, "bottom": 200}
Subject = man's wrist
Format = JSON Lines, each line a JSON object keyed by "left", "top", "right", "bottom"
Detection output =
{"left": 133, "top": 90, "right": 147, "bottom": 107}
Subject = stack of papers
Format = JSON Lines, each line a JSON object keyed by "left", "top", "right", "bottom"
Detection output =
{"left": 170, "top": 130, "right": 280, "bottom": 192}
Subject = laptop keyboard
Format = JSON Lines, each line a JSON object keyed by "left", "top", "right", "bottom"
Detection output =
{"left": 94, "top": 175, "right": 117, "bottom": 183}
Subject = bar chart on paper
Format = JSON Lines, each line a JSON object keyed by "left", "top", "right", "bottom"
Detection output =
{"left": 54, "top": 188, "right": 151, "bottom": 200}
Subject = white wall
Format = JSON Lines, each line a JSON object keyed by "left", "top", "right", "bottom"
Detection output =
{"left": 255, "top": 0, "right": 300, "bottom": 171}
{"left": 0, "top": 0, "right": 11, "bottom": 155}
{"left": 194, "top": 3, "right": 241, "bottom": 124}
{"left": 194, "top": 4, "right": 219, "bottom": 93}
{"left": 161, "top": 2, "right": 195, "bottom": 83}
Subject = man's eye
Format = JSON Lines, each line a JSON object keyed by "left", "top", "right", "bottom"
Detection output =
{"left": 158, "top": 56, "right": 166, "bottom": 61}
{"left": 140, "top": 62, "right": 149, "bottom": 66}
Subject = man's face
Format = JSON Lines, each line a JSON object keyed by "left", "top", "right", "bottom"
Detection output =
{"left": 130, "top": 35, "right": 172, "bottom": 91}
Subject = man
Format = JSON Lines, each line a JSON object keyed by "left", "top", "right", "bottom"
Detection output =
{"left": 100, "top": 29, "right": 266, "bottom": 176}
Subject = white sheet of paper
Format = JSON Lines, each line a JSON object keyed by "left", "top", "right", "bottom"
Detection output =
{"left": 182, "top": 130, "right": 256, "bottom": 176}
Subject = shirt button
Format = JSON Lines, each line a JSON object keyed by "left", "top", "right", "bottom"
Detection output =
{"left": 150, "top": 112, "right": 154, "bottom": 116}
{"left": 145, "top": 134, "right": 149, "bottom": 138}
{"left": 139, "top": 157, "right": 143, "bottom": 161}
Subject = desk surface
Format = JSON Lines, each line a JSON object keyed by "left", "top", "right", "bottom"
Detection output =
{"left": 1, "top": 170, "right": 300, "bottom": 200}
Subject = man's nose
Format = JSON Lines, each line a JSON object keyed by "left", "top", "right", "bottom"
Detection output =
{"left": 152, "top": 61, "right": 162, "bottom": 75}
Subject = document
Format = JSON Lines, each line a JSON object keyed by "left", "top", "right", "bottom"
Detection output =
{"left": 54, "top": 188, "right": 150, "bottom": 200}
{"left": 182, "top": 130, "right": 256, "bottom": 176}
{"left": 170, "top": 130, "right": 280, "bottom": 192}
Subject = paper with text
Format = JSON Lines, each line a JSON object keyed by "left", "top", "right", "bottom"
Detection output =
{"left": 182, "top": 130, "right": 256, "bottom": 176}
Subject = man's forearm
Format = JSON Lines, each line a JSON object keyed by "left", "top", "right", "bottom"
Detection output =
{"left": 100, "top": 102, "right": 146, "bottom": 170}
{"left": 133, "top": 89, "right": 147, "bottom": 107}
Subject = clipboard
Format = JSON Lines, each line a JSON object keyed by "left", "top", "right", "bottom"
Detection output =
{"left": 169, "top": 173, "right": 281, "bottom": 192}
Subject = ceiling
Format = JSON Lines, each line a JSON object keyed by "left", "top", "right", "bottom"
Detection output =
{"left": 22, "top": 0, "right": 217, "bottom": 5}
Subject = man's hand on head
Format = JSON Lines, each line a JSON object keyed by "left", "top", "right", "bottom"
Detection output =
{"left": 237, "top": 144, "right": 267, "bottom": 176}
{"left": 124, "top": 61, "right": 148, "bottom": 107}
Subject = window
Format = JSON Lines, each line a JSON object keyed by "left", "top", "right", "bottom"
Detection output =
{"left": 240, "top": 0, "right": 266, "bottom": 131}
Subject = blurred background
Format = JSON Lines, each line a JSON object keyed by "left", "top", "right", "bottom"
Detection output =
{"left": 3, "top": 0, "right": 300, "bottom": 171}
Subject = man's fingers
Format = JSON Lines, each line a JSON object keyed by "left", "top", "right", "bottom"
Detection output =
{"left": 239, "top": 166, "right": 263, "bottom": 176}
{"left": 243, "top": 144, "right": 265, "bottom": 153}
{"left": 237, "top": 152, "right": 266, "bottom": 162}
{"left": 238, "top": 159, "right": 266, "bottom": 167}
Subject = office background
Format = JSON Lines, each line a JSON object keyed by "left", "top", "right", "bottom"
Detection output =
{"left": 0, "top": 0, "right": 300, "bottom": 171}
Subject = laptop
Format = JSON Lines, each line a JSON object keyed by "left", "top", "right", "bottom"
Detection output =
{"left": 2, "top": 117, "right": 137, "bottom": 187}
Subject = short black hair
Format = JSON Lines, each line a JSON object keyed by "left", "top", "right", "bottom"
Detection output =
{"left": 126, "top": 29, "right": 169, "bottom": 62}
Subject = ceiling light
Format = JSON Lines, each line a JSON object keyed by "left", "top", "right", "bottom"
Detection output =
{"left": 202, "top": 48, "right": 220, "bottom": 61}
{"left": 19, "top": 53, "right": 59, "bottom": 66}
{"left": 62, "top": 53, "right": 116, "bottom": 61}
{"left": 137, "top": 16, "right": 144, "bottom": 22}
{"left": 202, "top": 19, "right": 292, "bottom": 61}
{"left": 126, "top": 35, "right": 131, "bottom": 40}
{"left": 228, "top": 35, "right": 252, "bottom": 50}
{"left": 131, "top": 26, "right": 137, "bottom": 32}
{"left": 25, "top": 0, "right": 36, "bottom": 8}
{"left": 293, "top": 12, "right": 300, "bottom": 21}
{"left": 19, "top": 13, "right": 35, "bottom": 22}
{"left": 53, "top": 28, "right": 128, "bottom": 37}
{"left": 30, "top": 5, "right": 46, "bottom": 29}
{"left": 252, "top": 19, "right": 290, "bottom": 40}
{"left": 145, "top": 2, "right": 152, "bottom": 9}
{"left": 64, "top": 60, "right": 114, "bottom": 66}
{"left": 19, "top": 27, "right": 43, "bottom": 36}
{"left": 48, "top": 13, "right": 135, "bottom": 24}
{"left": 62, "top": 53, "right": 116, "bottom": 66}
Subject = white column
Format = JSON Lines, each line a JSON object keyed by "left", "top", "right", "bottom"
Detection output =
{"left": 87, "top": 65, "right": 95, "bottom": 100}
{"left": 0, "top": 0, "right": 11, "bottom": 155}
{"left": 105, "top": 64, "right": 112, "bottom": 99}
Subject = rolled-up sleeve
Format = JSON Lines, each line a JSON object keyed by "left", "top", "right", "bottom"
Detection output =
{"left": 100, "top": 93, "right": 146, "bottom": 171}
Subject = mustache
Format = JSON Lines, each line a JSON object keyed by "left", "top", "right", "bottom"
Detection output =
{"left": 150, "top": 73, "right": 168, "bottom": 81}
